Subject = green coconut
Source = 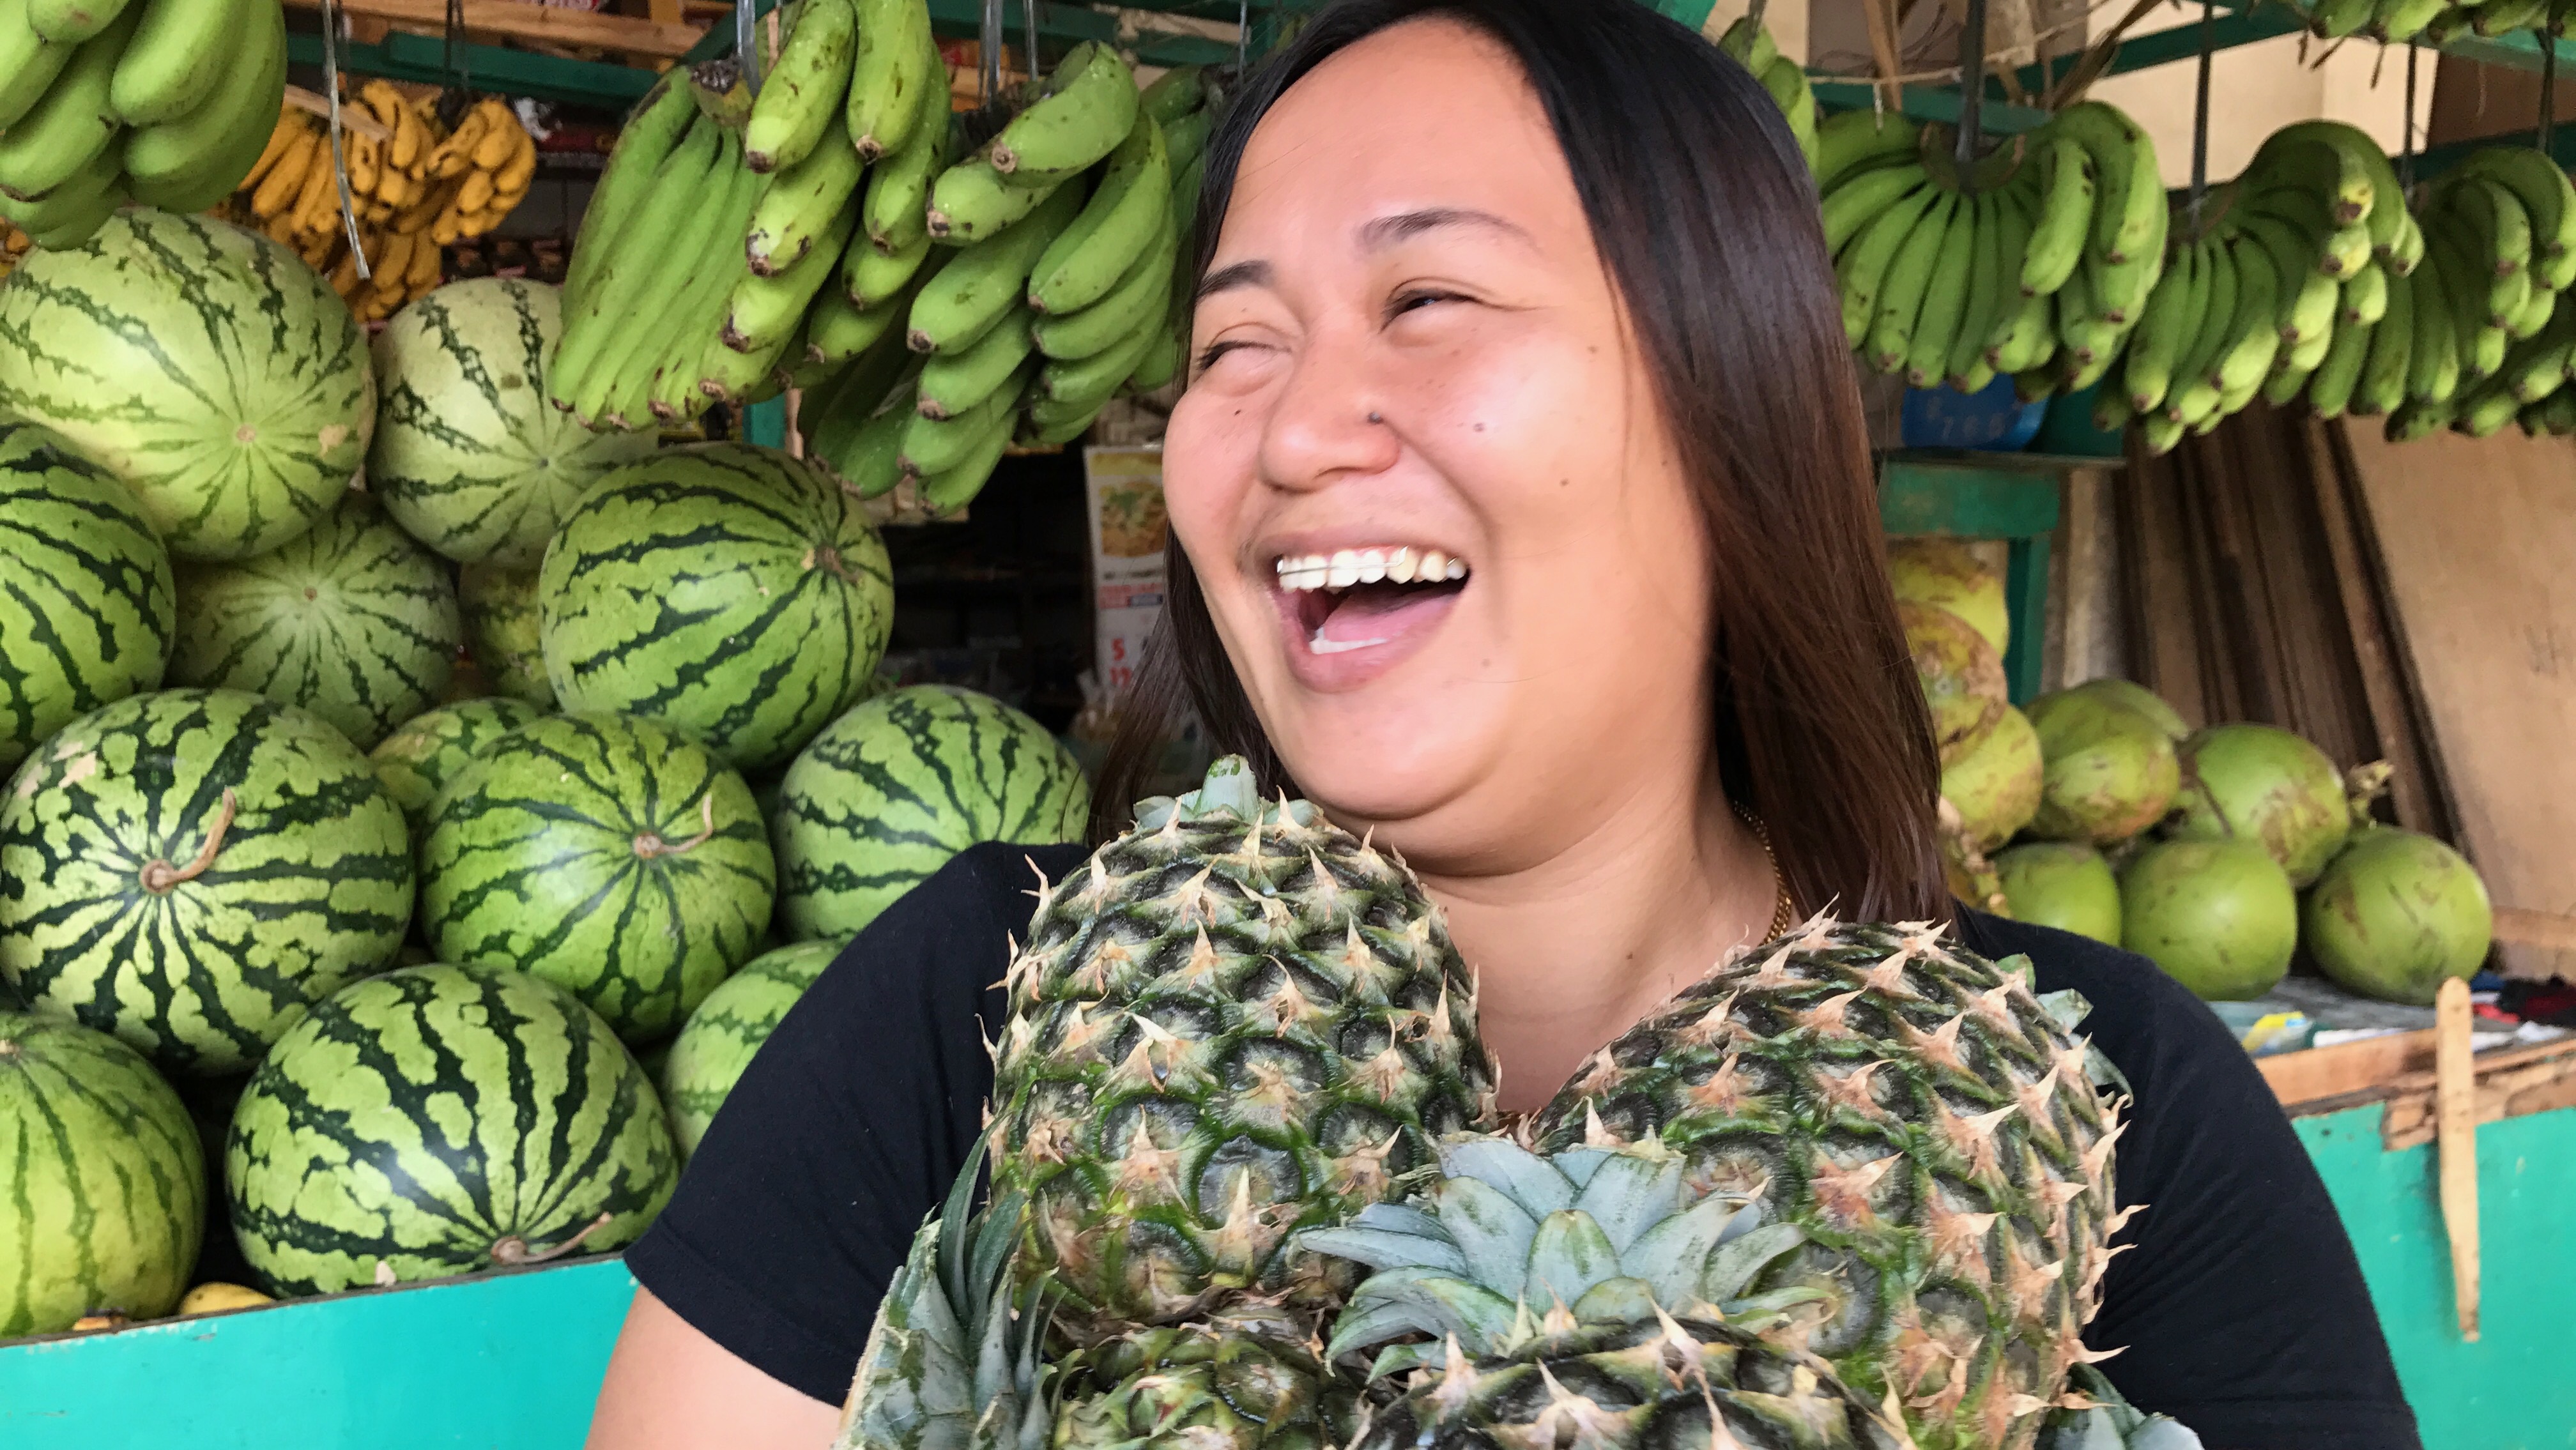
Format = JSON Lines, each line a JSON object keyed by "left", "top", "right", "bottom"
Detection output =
{"left": 1996, "top": 842, "right": 2122, "bottom": 945}
{"left": 2120, "top": 838, "right": 2299, "bottom": 1000}
{"left": 1901, "top": 601, "right": 2006, "bottom": 766}
{"left": 1941, "top": 703, "right": 2041, "bottom": 851}
{"left": 2303, "top": 829, "right": 2494, "bottom": 1005}
{"left": 2169, "top": 723, "right": 2351, "bottom": 887}
{"left": 1889, "top": 538, "right": 2007, "bottom": 655}
{"left": 2025, "top": 688, "right": 2181, "bottom": 844}
{"left": 2070, "top": 677, "right": 2189, "bottom": 740}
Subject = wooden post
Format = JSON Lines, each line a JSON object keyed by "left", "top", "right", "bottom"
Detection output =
{"left": 2435, "top": 975, "right": 2480, "bottom": 1342}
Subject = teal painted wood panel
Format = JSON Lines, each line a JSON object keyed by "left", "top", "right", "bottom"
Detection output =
{"left": 0, "top": 1257, "right": 638, "bottom": 1449}
{"left": 2294, "top": 1104, "right": 2576, "bottom": 1450}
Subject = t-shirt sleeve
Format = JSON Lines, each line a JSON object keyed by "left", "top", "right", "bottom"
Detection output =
{"left": 624, "top": 842, "right": 1078, "bottom": 1404}
{"left": 1967, "top": 913, "right": 2422, "bottom": 1450}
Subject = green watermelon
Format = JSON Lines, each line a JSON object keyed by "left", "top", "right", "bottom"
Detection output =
{"left": 0, "top": 419, "right": 176, "bottom": 773}
{"left": 367, "top": 698, "right": 541, "bottom": 837}
{"left": 0, "top": 688, "right": 413, "bottom": 1076}
{"left": 538, "top": 443, "right": 892, "bottom": 771}
{"left": 369, "top": 279, "right": 656, "bottom": 566}
{"left": 457, "top": 561, "right": 554, "bottom": 708}
{"left": 1, "top": 1011, "right": 204, "bottom": 1335}
{"left": 774, "top": 685, "right": 1091, "bottom": 941}
{"left": 0, "top": 209, "right": 374, "bottom": 561}
{"left": 660, "top": 939, "right": 835, "bottom": 1158}
{"left": 419, "top": 713, "right": 774, "bottom": 1043}
{"left": 226, "top": 962, "right": 676, "bottom": 1295}
{"left": 169, "top": 491, "right": 462, "bottom": 750}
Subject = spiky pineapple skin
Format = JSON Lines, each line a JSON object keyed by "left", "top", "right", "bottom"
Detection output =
{"left": 1358, "top": 1317, "right": 1907, "bottom": 1450}
{"left": 1051, "top": 1315, "right": 1353, "bottom": 1450}
{"left": 993, "top": 798, "right": 1498, "bottom": 1336}
{"left": 1530, "top": 920, "right": 2122, "bottom": 1450}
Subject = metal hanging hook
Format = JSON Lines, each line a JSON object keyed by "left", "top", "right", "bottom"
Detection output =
{"left": 1956, "top": 0, "right": 1989, "bottom": 192}
{"left": 319, "top": 0, "right": 370, "bottom": 281}
{"left": 2189, "top": 0, "right": 2214, "bottom": 229}
{"left": 736, "top": 0, "right": 763, "bottom": 95}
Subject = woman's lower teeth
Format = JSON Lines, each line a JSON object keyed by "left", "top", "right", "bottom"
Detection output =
{"left": 1310, "top": 627, "right": 1386, "bottom": 655}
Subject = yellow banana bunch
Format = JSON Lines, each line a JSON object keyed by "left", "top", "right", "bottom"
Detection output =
{"left": 424, "top": 96, "right": 537, "bottom": 246}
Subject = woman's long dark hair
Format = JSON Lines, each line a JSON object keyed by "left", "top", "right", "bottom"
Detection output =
{"left": 1093, "top": 0, "right": 1948, "bottom": 923}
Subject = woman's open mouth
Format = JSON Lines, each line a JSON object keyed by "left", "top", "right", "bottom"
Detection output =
{"left": 1269, "top": 545, "right": 1470, "bottom": 687}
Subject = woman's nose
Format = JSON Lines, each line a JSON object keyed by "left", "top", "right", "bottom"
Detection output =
{"left": 1256, "top": 323, "right": 1401, "bottom": 494}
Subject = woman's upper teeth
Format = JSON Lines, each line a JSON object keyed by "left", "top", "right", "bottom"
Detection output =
{"left": 1275, "top": 546, "right": 1469, "bottom": 592}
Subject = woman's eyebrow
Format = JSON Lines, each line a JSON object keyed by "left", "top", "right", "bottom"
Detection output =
{"left": 1360, "top": 207, "right": 1533, "bottom": 250}
{"left": 1199, "top": 259, "right": 1275, "bottom": 302}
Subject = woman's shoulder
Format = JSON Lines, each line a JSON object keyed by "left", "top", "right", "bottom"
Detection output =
{"left": 816, "top": 840, "right": 1092, "bottom": 988}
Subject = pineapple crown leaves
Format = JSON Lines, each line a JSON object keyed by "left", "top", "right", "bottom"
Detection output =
{"left": 1131, "top": 755, "right": 1322, "bottom": 834}
{"left": 2034, "top": 1368, "right": 2207, "bottom": 1450}
{"left": 1293, "top": 1137, "right": 1817, "bottom": 1377}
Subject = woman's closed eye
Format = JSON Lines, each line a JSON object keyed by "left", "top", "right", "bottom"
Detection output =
{"left": 1385, "top": 287, "right": 1471, "bottom": 323}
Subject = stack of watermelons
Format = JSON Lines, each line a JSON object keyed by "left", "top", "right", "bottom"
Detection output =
{"left": 0, "top": 206, "right": 1094, "bottom": 1336}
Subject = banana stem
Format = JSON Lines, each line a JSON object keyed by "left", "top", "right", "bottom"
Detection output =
{"left": 141, "top": 790, "right": 239, "bottom": 895}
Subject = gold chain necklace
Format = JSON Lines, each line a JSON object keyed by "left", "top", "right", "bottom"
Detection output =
{"left": 1733, "top": 800, "right": 1796, "bottom": 940}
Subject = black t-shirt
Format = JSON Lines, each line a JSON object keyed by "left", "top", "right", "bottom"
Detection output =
{"left": 627, "top": 843, "right": 2421, "bottom": 1448}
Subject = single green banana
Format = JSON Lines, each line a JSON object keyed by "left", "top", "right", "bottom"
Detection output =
{"left": 1030, "top": 112, "right": 1170, "bottom": 314}
{"left": 1814, "top": 109, "right": 1920, "bottom": 194}
{"left": 847, "top": 226, "right": 930, "bottom": 308}
{"left": 2238, "top": 183, "right": 2372, "bottom": 278}
{"left": 2474, "top": 0, "right": 2553, "bottom": 33}
{"left": 810, "top": 287, "right": 911, "bottom": 366}
{"left": 992, "top": 42, "right": 1138, "bottom": 182}
{"left": 0, "top": 3, "right": 139, "bottom": 201}
{"left": 1025, "top": 401, "right": 1107, "bottom": 447}
{"left": 1160, "top": 107, "right": 1212, "bottom": 178}
{"left": 1822, "top": 163, "right": 1927, "bottom": 257}
{"left": 2094, "top": 386, "right": 2135, "bottom": 433}
{"left": 917, "top": 307, "right": 1034, "bottom": 419}
{"left": 909, "top": 179, "right": 1085, "bottom": 353}
{"left": 2407, "top": 229, "right": 2460, "bottom": 403}
{"left": 1025, "top": 386, "right": 1110, "bottom": 432}
{"left": 2373, "top": 0, "right": 2451, "bottom": 40}
{"left": 2509, "top": 280, "right": 2558, "bottom": 340}
{"left": 847, "top": 0, "right": 937, "bottom": 160}
{"left": 2306, "top": 315, "right": 2375, "bottom": 417}
{"left": 726, "top": 187, "right": 865, "bottom": 353}
{"left": 1034, "top": 219, "right": 1174, "bottom": 361}
{"left": 822, "top": 366, "right": 925, "bottom": 498}
{"left": 2168, "top": 234, "right": 2241, "bottom": 424}
{"left": 2342, "top": 259, "right": 2389, "bottom": 325}
{"left": 2356, "top": 266, "right": 2414, "bottom": 415}
{"left": 804, "top": 335, "right": 911, "bottom": 454}
{"left": 2019, "top": 135, "right": 2095, "bottom": 297}
{"left": 1949, "top": 187, "right": 2023, "bottom": 388}
{"left": 2122, "top": 238, "right": 2205, "bottom": 414}
{"left": 1988, "top": 289, "right": 2053, "bottom": 374}
{"left": 2506, "top": 303, "right": 2576, "bottom": 399}
{"left": 565, "top": 74, "right": 698, "bottom": 315}
{"left": 1905, "top": 190, "right": 1982, "bottom": 387}
{"left": 899, "top": 371, "right": 1021, "bottom": 474}
{"left": 2448, "top": 175, "right": 2533, "bottom": 289}
{"left": 918, "top": 408, "right": 1016, "bottom": 512}
{"left": 2262, "top": 354, "right": 2315, "bottom": 409}
{"left": 2285, "top": 316, "right": 2336, "bottom": 373}
{"left": 2384, "top": 395, "right": 2456, "bottom": 440}
{"left": 0, "top": 0, "right": 72, "bottom": 132}
{"left": 697, "top": 321, "right": 800, "bottom": 405}
{"left": 107, "top": 0, "right": 249, "bottom": 125}
{"left": 124, "top": 0, "right": 283, "bottom": 199}
{"left": 1834, "top": 181, "right": 1941, "bottom": 347}
{"left": 2235, "top": 211, "right": 2338, "bottom": 345}
{"left": 1039, "top": 311, "right": 1160, "bottom": 408}
{"left": 2212, "top": 234, "right": 2283, "bottom": 399}
{"left": 641, "top": 157, "right": 774, "bottom": 425}
{"left": 1864, "top": 189, "right": 1958, "bottom": 373}
{"left": 2135, "top": 411, "right": 2183, "bottom": 455}
{"left": 2060, "top": 256, "right": 2128, "bottom": 364}
{"left": 2245, "top": 126, "right": 2373, "bottom": 229}
{"left": 0, "top": 138, "right": 113, "bottom": 230}
{"left": 552, "top": 119, "right": 727, "bottom": 415}
{"left": 2390, "top": 210, "right": 2426, "bottom": 277}
{"left": 26, "top": 0, "right": 125, "bottom": 43}
{"left": 745, "top": 111, "right": 866, "bottom": 276}
{"left": 1140, "top": 65, "right": 1205, "bottom": 126}
{"left": 744, "top": 0, "right": 855, "bottom": 173}
{"left": 2048, "top": 100, "right": 2163, "bottom": 266}
{"left": 864, "top": 101, "right": 953, "bottom": 253}
{"left": 2453, "top": 379, "right": 2520, "bottom": 436}
{"left": 929, "top": 144, "right": 1070, "bottom": 243}
{"left": 2430, "top": 217, "right": 2504, "bottom": 379}
{"left": 16, "top": 176, "right": 121, "bottom": 248}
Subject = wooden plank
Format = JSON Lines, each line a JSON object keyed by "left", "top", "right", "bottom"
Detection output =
{"left": 2436, "top": 977, "right": 2481, "bottom": 1341}
{"left": 2379, "top": 1036, "right": 2576, "bottom": 1149}
{"left": 2495, "top": 907, "right": 2576, "bottom": 952}
{"left": 2340, "top": 425, "right": 2576, "bottom": 981}
{"left": 282, "top": 0, "right": 704, "bottom": 58}
{"left": 2261, "top": 1028, "right": 2438, "bottom": 1106}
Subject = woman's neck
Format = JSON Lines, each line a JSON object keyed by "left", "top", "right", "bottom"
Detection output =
{"left": 1412, "top": 771, "right": 1779, "bottom": 1114}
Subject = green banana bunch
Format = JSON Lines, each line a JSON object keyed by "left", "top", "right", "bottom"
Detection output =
{"left": 847, "top": 0, "right": 937, "bottom": 160}
{"left": 909, "top": 179, "right": 1086, "bottom": 354}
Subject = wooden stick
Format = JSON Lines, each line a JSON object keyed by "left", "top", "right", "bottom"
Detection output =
{"left": 2436, "top": 975, "right": 2480, "bottom": 1342}
{"left": 284, "top": 84, "right": 391, "bottom": 142}
{"left": 281, "top": 0, "right": 703, "bottom": 59}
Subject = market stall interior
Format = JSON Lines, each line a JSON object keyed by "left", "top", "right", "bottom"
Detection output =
{"left": 1, "top": 0, "right": 2573, "bottom": 1446}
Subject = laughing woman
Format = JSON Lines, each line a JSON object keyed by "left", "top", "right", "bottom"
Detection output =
{"left": 587, "top": 3, "right": 2418, "bottom": 1447}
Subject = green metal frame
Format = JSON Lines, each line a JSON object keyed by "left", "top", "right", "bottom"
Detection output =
{"left": 1878, "top": 452, "right": 2065, "bottom": 703}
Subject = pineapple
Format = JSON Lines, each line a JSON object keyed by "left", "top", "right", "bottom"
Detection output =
{"left": 1049, "top": 1309, "right": 1354, "bottom": 1450}
{"left": 1298, "top": 1137, "right": 1912, "bottom": 1450}
{"left": 836, "top": 1145, "right": 1047, "bottom": 1450}
{"left": 992, "top": 756, "right": 1499, "bottom": 1339}
{"left": 1526, "top": 917, "right": 2131, "bottom": 1450}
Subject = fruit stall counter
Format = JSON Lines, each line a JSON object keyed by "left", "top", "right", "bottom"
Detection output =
{"left": 8, "top": 1053, "right": 2573, "bottom": 1450}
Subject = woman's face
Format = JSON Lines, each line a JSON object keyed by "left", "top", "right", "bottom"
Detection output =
{"left": 1163, "top": 18, "right": 1714, "bottom": 869}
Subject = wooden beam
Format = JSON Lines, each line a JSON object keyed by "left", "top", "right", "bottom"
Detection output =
{"left": 282, "top": 0, "right": 703, "bottom": 59}
{"left": 2495, "top": 907, "right": 2576, "bottom": 952}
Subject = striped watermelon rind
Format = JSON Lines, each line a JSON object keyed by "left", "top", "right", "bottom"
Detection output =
{"left": 369, "top": 279, "right": 656, "bottom": 567}
{"left": 774, "top": 685, "right": 1091, "bottom": 942}
{"left": 1, "top": 1011, "right": 205, "bottom": 1335}
{"left": 169, "top": 491, "right": 463, "bottom": 750}
{"left": 659, "top": 939, "right": 836, "bottom": 1158}
{"left": 538, "top": 443, "right": 893, "bottom": 772}
{"left": 0, "top": 420, "right": 176, "bottom": 774}
{"left": 0, "top": 209, "right": 374, "bottom": 561}
{"left": 226, "top": 963, "right": 677, "bottom": 1296}
{"left": 0, "top": 688, "right": 415, "bottom": 1076}
{"left": 419, "top": 713, "right": 775, "bottom": 1044}
{"left": 457, "top": 561, "right": 554, "bottom": 709}
{"left": 367, "top": 697, "right": 542, "bottom": 837}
